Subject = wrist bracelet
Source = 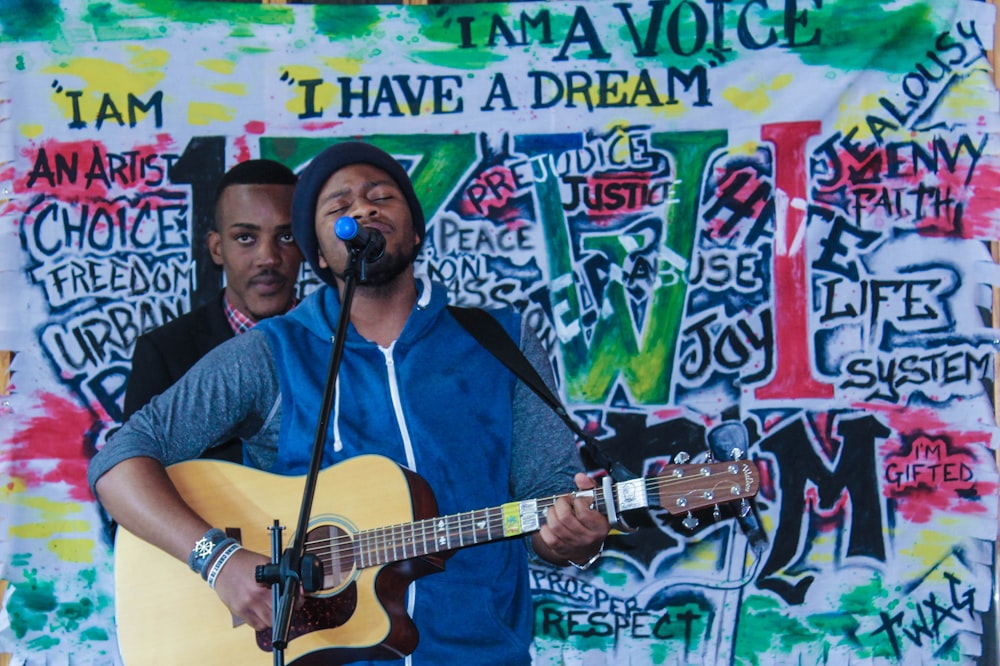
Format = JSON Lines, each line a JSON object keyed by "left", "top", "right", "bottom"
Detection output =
{"left": 188, "top": 528, "right": 227, "bottom": 575}
{"left": 568, "top": 540, "right": 605, "bottom": 571}
{"left": 206, "top": 542, "right": 242, "bottom": 589}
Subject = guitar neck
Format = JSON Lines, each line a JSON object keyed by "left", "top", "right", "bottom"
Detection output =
{"left": 352, "top": 488, "right": 597, "bottom": 569}
{"left": 329, "top": 459, "right": 758, "bottom": 569}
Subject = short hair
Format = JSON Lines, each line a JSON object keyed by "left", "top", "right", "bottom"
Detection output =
{"left": 213, "top": 159, "right": 298, "bottom": 229}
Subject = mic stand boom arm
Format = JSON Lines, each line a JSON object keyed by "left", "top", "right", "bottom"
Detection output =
{"left": 258, "top": 247, "right": 372, "bottom": 661}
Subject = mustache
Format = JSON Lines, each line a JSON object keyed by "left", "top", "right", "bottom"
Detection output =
{"left": 248, "top": 269, "right": 287, "bottom": 285}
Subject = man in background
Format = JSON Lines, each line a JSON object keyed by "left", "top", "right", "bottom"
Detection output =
{"left": 122, "top": 159, "right": 301, "bottom": 462}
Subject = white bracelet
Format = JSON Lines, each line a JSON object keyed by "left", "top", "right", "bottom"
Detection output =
{"left": 206, "top": 542, "right": 242, "bottom": 589}
{"left": 568, "top": 540, "right": 605, "bottom": 571}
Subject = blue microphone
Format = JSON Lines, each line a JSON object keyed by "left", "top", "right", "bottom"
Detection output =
{"left": 334, "top": 216, "right": 385, "bottom": 262}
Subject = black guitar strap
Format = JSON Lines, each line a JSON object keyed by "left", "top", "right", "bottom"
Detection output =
{"left": 447, "top": 305, "right": 638, "bottom": 483}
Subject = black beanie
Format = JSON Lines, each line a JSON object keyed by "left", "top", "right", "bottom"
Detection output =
{"left": 291, "top": 141, "right": 425, "bottom": 287}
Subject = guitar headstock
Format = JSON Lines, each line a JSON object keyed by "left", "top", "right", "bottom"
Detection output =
{"left": 648, "top": 460, "right": 760, "bottom": 515}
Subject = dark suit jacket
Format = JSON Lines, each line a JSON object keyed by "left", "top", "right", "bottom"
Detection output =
{"left": 123, "top": 291, "right": 242, "bottom": 462}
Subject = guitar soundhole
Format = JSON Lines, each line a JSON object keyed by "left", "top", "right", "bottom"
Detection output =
{"left": 308, "top": 523, "right": 356, "bottom": 593}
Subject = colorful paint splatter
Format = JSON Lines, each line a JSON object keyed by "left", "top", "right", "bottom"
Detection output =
{"left": 1, "top": 1, "right": 998, "bottom": 663}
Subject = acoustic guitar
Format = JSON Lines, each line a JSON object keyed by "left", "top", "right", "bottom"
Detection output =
{"left": 114, "top": 453, "right": 759, "bottom": 664}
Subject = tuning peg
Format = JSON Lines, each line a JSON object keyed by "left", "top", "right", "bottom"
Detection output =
{"left": 682, "top": 512, "right": 699, "bottom": 530}
{"left": 713, "top": 504, "right": 721, "bottom": 521}
{"left": 674, "top": 451, "right": 691, "bottom": 464}
{"left": 738, "top": 498, "right": 751, "bottom": 517}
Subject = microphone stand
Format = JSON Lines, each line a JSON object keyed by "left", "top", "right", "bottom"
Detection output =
{"left": 257, "top": 241, "right": 377, "bottom": 664}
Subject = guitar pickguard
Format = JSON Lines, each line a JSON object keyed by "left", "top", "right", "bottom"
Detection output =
{"left": 255, "top": 583, "right": 358, "bottom": 653}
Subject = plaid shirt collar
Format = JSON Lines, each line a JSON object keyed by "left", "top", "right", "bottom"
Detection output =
{"left": 224, "top": 295, "right": 258, "bottom": 335}
{"left": 223, "top": 293, "right": 297, "bottom": 335}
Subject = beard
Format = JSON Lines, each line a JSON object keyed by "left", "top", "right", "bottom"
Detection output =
{"left": 333, "top": 242, "right": 419, "bottom": 289}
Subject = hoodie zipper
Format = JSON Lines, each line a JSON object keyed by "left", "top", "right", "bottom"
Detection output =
{"left": 380, "top": 341, "right": 418, "bottom": 663}
{"left": 380, "top": 342, "right": 417, "bottom": 472}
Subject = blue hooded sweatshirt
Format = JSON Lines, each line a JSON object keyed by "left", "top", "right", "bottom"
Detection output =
{"left": 255, "top": 281, "right": 533, "bottom": 665}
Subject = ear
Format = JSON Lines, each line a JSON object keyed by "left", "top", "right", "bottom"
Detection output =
{"left": 207, "top": 231, "right": 224, "bottom": 267}
{"left": 318, "top": 249, "right": 329, "bottom": 270}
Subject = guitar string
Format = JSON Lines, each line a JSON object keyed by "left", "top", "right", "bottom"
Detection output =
{"left": 296, "top": 467, "right": 751, "bottom": 576}
{"left": 301, "top": 471, "right": 749, "bottom": 574}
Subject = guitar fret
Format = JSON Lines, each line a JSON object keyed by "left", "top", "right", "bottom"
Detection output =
{"left": 437, "top": 517, "right": 449, "bottom": 551}
{"left": 417, "top": 517, "right": 429, "bottom": 557}
{"left": 484, "top": 507, "right": 494, "bottom": 541}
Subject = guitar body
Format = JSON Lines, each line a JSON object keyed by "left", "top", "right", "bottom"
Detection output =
{"left": 113, "top": 452, "right": 760, "bottom": 664}
{"left": 114, "top": 455, "right": 445, "bottom": 665}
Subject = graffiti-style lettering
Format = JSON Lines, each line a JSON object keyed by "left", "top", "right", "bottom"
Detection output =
{"left": 31, "top": 255, "right": 191, "bottom": 309}
{"left": 27, "top": 145, "right": 177, "bottom": 190}
{"left": 689, "top": 249, "right": 764, "bottom": 292}
{"left": 457, "top": 1, "right": 822, "bottom": 62}
{"left": 874, "top": 29, "right": 986, "bottom": 135}
{"left": 814, "top": 132, "right": 986, "bottom": 196}
{"left": 530, "top": 67, "right": 709, "bottom": 109}
{"left": 755, "top": 121, "right": 833, "bottom": 400}
{"left": 536, "top": 602, "right": 705, "bottom": 646}
{"left": 758, "top": 415, "right": 890, "bottom": 604}
{"left": 811, "top": 208, "right": 881, "bottom": 281}
{"left": 463, "top": 166, "right": 526, "bottom": 217}
{"left": 562, "top": 175, "right": 671, "bottom": 214}
{"left": 702, "top": 166, "right": 773, "bottom": 241}
{"left": 841, "top": 349, "right": 989, "bottom": 403}
{"left": 527, "top": 129, "right": 725, "bottom": 404}
{"left": 62, "top": 87, "right": 164, "bottom": 130}
{"left": 885, "top": 435, "right": 981, "bottom": 493}
{"left": 818, "top": 277, "right": 948, "bottom": 328}
{"left": 870, "top": 572, "right": 979, "bottom": 659}
{"left": 677, "top": 306, "right": 772, "bottom": 383}
{"left": 23, "top": 195, "right": 188, "bottom": 257}
{"left": 530, "top": 568, "right": 638, "bottom": 615}
{"left": 456, "top": 9, "right": 554, "bottom": 49}
{"left": 436, "top": 218, "right": 535, "bottom": 255}
{"left": 337, "top": 75, "right": 463, "bottom": 118}
{"left": 40, "top": 300, "right": 184, "bottom": 373}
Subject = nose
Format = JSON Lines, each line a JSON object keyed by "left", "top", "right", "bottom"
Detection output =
{"left": 350, "top": 198, "right": 378, "bottom": 220}
{"left": 256, "top": 236, "right": 282, "bottom": 266}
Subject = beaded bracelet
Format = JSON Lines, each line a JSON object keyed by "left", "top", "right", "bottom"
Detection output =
{"left": 188, "top": 528, "right": 227, "bottom": 576}
{"left": 206, "top": 542, "right": 242, "bottom": 589}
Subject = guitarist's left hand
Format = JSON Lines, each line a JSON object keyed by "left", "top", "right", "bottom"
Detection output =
{"left": 532, "top": 473, "right": 611, "bottom": 568}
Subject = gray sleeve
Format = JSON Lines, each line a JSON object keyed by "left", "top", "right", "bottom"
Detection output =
{"left": 510, "top": 317, "right": 583, "bottom": 503}
{"left": 87, "top": 329, "right": 281, "bottom": 493}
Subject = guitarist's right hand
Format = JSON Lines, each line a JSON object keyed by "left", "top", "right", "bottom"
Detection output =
{"left": 212, "top": 549, "right": 274, "bottom": 631}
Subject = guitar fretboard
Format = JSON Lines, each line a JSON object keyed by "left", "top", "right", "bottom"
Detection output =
{"left": 351, "top": 486, "right": 608, "bottom": 568}
{"left": 302, "top": 460, "right": 757, "bottom": 577}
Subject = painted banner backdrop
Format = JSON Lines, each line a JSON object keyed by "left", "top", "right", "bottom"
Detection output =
{"left": 2, "top": 0, "right": 1000, "bottom": 663}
